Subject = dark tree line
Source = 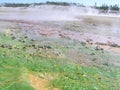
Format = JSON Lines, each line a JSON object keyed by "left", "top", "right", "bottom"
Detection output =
{"left": 96, "top": 4, "right": 119, "bottom": 11}
{"left": 1, "top": 2, "right": 71, "bottom": 7}
{"left": 0, "top": 1, "right": 120, "bottom": 12}
{"left": 0, "top": 1, "right": 84, "bottom": 7}
{"left": 3, "top": 3, "right": 30, "bottom": 7}
{"left": 110, "top": 4, "right": 119, "bottom": 11}
{"left": 46, "top": 1, "right": 70, "bottom": 6}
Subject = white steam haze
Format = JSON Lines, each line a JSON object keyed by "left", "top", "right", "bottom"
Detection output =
{"left": 0, "top": 5, "right": 100, "bottom": 21}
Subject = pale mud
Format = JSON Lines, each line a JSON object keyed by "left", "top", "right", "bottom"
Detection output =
{"left": 17, "top": 19, "right": 120, "bottom": 53}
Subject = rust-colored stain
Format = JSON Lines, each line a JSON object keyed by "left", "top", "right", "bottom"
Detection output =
{"left": 29, "top": 74, "right": 58, "bottom": 90}
{"left": 29, "top": 74, "right": 49, "bottom": 90}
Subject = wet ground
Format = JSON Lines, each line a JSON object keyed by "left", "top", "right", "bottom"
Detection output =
{"left": 0, "top": 6, "right": 120, "bottom": 67}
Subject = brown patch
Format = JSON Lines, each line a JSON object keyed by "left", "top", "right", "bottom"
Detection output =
{"left": 65, "top": 49, "right": 103, "bottom": 66}
{"left": 29, "top": 74, "right": 49, "bottom": 90}
{"left": 100, "top": 45, "right": 120, "bottom": 53}
{"left": 90, "top": 43, "right": 120, "bottom": 53}
{"left": 29, "top": 74, "right": 59, "bottom": 90}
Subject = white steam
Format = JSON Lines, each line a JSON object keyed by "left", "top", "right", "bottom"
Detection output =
{"left": 0, "top": 5, "right": 99, "bottom": 21}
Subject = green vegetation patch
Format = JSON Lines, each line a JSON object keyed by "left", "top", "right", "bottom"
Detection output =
{"left": 0, "top": 31, "right": 120, "bottom": 90}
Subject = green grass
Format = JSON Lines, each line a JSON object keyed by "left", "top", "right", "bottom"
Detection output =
{"left": 0, "top": 65, "right": 35, "bottom": 90}
{"left": 0, "top": 32, "right": 120, "bottom": 90}
{"left": 52, "top": 66, "right": 120, "bottom": 90}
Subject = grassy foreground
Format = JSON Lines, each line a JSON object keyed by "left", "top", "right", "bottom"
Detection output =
{"left": 0, "top": 32, "right": 120, "bottom": 90}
